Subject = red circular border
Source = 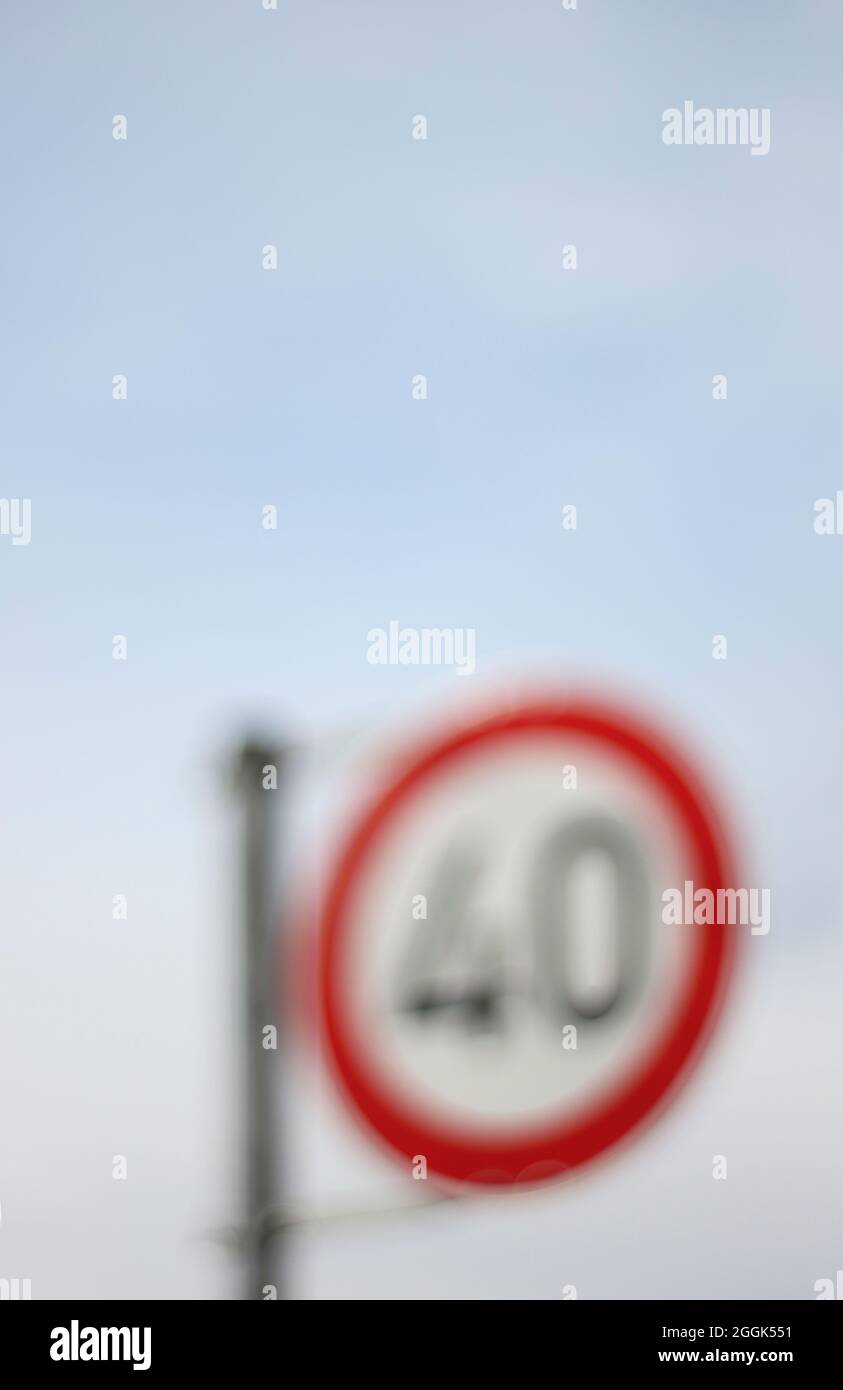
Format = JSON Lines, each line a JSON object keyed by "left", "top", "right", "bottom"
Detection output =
{"left": 317, "top": 699, "right": 738, "bottom": 1187}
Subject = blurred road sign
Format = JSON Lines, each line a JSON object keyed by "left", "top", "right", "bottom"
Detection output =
{"left": 318, "top": 697, "right": 738, "bottom": 1187}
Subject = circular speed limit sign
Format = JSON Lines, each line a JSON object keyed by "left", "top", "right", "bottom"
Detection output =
{"left": 318, "top": 698, "right": 738, "bottom": 1186}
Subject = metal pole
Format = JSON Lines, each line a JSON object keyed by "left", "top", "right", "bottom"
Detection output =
{"left": 237, "top": 739, "right": 283, "bottom": 1300}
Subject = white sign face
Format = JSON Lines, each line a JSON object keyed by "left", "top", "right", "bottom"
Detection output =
{"left": 319, "top": 701, "right": 737, "bottom": 1186}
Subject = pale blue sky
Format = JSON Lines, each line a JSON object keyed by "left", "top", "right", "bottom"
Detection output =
{"left": 1, "top": 0, "right": 841, "bottom": 1297}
